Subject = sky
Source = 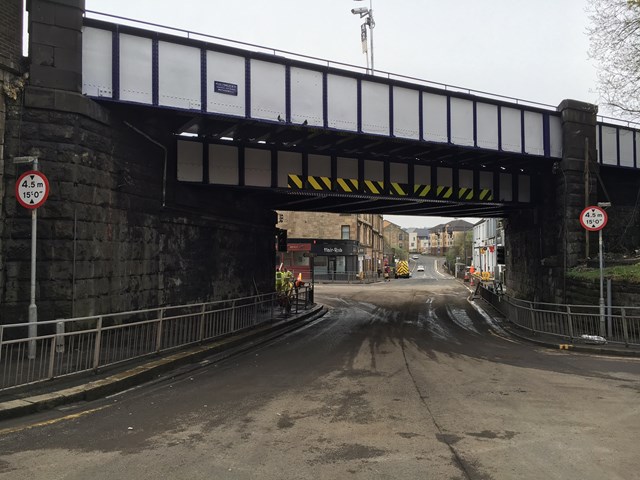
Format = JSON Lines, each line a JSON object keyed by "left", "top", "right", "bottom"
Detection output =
{"left": 84, "top": 0, "right": 603, "bottom": 229}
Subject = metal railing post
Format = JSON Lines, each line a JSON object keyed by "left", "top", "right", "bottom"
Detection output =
{"left": 55, "top": 321, "right": 65, "bottom": 353}
{"left": 155, "top": 308, "right": 165, "bottom": 353}
{"left": 48, "top": 336, "right": 56, "bottom": 379}
{"left": 230, "top": 300, "right": 236, "bottom": 332}
{"left": 621, "top": 308, "right": 629, "bottom": 346}
{"left": 253, "top": 297, "right": 258, "bottom": 325}
{"left": 93, "top": 316, "right": 103, "bottom": 370}
{"left": 199, "top": 304, "right": 206, "bottom": 342}
{"left": 529, "top": 301, "right": 537, "bottom": 333}
{"left": 566, "top": 306, "right": 574, "bottom": 340}
{"left": 0, "top": 326, "right": 3, "bottom": 365}
{"left": 270, "top": 293, "right": 275, "bottom": 321}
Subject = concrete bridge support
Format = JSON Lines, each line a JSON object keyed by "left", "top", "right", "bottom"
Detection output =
{"left": 505, "top": 100, "right": 599, "bottom": 303}
{"left": 0, "top": 0, "right": 277, "bottom": 324}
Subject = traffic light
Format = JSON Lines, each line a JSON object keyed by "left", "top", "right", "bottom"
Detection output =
{"left": 277, "top": 229, "right": 287, "bottom": 252}
{"left": 496, "top": 246, "right": 505, "bottom": 265}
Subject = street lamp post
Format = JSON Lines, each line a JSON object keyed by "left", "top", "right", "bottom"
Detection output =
{"left": 351, "top": 0, "right": 375, "bottom": 74}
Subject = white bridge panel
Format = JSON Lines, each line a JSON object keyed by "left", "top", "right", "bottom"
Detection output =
{"left": 308, "top": 154, "right": 331, "bottom": 177}
{"left": 120, "top": 34, "right": 152, "bottom": 104}
{"left": 245, "top": 148, "right": 271, "bottom": 187}
{"left": 207, "top": 51, "right": 246, "bottom": 117}
{"left": 499, "top": 173, "right": 513, "bottom": 201}
{"left": 414, "top": 165, "right": 431, "bottom": 185}
{"left": 364, "top": 160, "right": 384, "bottom": 181}
{"left": 437, "top": 167, "right": 452, "bottom": 186}
{"left": 519, "top": 175, "right": 531, "bottom": 202}
{"left": 361, "top": 81, "right": 389, "bottom": 135}
{"left": 390, "top": 162, "right": 408, "bottom": 183}
{"left": 524, "top": 111, "right": 544, "bottom": 155}
{"left": 82, "top": 27, "right": 112, "bottom": 97}
{"left": 450, "top": 98, "right": 474, "bottom": 147}
{"left": 549, "top": 115, "right": 562, "bottom": 158}
{"left": 159, "top": 42, "right": 201, "bottom": 110}
{"left": 601, "top": 126, "right": 618, "bottom": 166}
{"left": 328, "top": 75, "right": 358, "bottom": 131}
{"left": 291, "top": 68, "right": 323, "bottom": 126}
{"left": 459, "top": 169, "right": 473, "bottom": 188}
{"left": 476, "top": 103, "right": 498, "bottom": 150}
{"left": 278, "top": 151, "right": 302, "bottom": 187}
{"left": 480, "top": 171, "right": 493, "bottom": 190}
{"left": 619, "top": 129, "right": 634, "bottom": 168}
{"left": 501, "top": 107, "right": 522, "bottom": 153}
{"left": 250, "top": 60, "right": 285, "bottom": 121}
{"left": 209, "top": 144, "right": 239, "bottom": 185}
{"left": 177, "top": 141, "right": 203, "bottom": 182}
{"left": 393, "top": 87, "right": 419, "bottom": 140}
{"left": 423, "top": 93, "right": 448, "bottom": 142}
{"left": 337, "top": 157, "right": 358, "bottom": 179}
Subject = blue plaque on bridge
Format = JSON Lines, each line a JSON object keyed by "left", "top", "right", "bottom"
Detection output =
{"left": 214, "top": 81, "right": 238, "bottom": 96}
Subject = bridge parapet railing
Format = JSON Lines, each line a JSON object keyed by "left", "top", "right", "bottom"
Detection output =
{"left": 0, "top": 288, "right": 313, "bottom": 392}
{"left": 478, "top": 286, "right": 640, "bottom": 347}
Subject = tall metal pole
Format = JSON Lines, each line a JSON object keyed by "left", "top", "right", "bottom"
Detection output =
{"left": 28, "top": 158, "right": 39, "bottom": 360}
{"left": 369, "top": 0, "right": 374, "bottom": 74}
{"left": 598, "top": 228, "right": 605, "bottom": 337}
{"left": 584, "top": 138, "right": 590, "bottom": 259}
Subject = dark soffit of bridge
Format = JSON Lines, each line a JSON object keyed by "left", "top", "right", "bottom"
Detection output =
{"left": 101, "top": 101, "right": 550, "bottom": 175}
{"left": 186, "top": 183, "right": 532, "bottom": 219}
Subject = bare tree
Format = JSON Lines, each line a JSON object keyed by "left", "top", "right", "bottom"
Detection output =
{"left": 587, "top": 0, "right": 640, "bottom": 118}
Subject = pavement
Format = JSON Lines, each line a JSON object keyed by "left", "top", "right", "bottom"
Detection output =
{"left": 1, "top": 282, "right": 639, "bottom": 422}
{"left": 468, "top": 286, "right": 640, "bottom": 358}
{"left": 0, "top": 304, "right": 327, "bottom": 421}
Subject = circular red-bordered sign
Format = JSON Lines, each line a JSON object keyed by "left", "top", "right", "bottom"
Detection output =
{"left": 579, "top": 206, "right": 608, "bottom": 231}
{"left": 15, "top": 170, "right": 50, "bottom": 209}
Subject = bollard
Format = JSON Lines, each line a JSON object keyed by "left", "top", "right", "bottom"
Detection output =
{"left": 55, "top": 321, "right": 65, "bottom": 353}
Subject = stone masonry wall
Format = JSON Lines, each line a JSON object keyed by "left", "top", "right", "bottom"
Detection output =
{"left": 1, "top": 89, "right": 276, "bottom": 324}
{"left": 0, "top": 0, "right": 25, "bottom": 325}
{"left": 565, "top": 278, "right": 640, "bottom": 307}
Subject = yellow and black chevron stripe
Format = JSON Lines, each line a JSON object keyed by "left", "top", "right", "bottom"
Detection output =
{"left": 307, "top": 175, "right": 332, "bottom": 191}
{"left": 364, "top": 180, "right": 384, "bottom": 195}
{"left": 336, "top": 178, "right": 359, "bottom": 193}
{"left": 414, "top": 184, "right": 432, "bottom": 198}
{"left": 389, "top": 182, "right": 409, "bottom": 196}
{"left": 479, "top": 189, "right": 493, "bottom": 201}
{"left": 458, "top": 187, "right": 474, "bottom": 201}
{"left": 436, "top": 185, "right": 453, "bottom": 199}
{"left": 288, "top": 174, "right": 304, "bottom": 189}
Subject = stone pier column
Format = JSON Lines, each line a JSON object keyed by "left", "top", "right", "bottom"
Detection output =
{"left": 28, "top": 0, "right": 85, "bottom": 93}
{"left": 557, "top": 100, "right": 598, "bottom": 269}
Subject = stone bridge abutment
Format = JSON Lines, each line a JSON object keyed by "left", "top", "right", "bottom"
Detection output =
{"left": 0, "top": 0, "right": 276, "bottom": 323}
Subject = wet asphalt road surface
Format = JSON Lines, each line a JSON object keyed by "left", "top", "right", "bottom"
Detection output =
{"left": 1, "top": 258, "right": 639, "bottom": 479}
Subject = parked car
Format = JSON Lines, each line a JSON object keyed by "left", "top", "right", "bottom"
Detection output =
{"left": 416, "top": 265, "right": 425, "bottom": 272}
{"left": 412, "top": 255, "right": 419, "bottom": 260}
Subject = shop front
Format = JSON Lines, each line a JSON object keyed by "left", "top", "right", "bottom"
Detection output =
{"left": 277, "top": 238, "right": 360, "bottom": 283}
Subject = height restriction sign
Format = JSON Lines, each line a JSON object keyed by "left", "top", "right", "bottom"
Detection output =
{"left": 15, "top": 170, "right": 50, "bottom": 209}
{"left": 580, "top": 206, "right": 608, "bottom": 231}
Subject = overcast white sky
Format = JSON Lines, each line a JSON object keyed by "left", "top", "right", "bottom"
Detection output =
{"left": 85, "top": 0, "right": 602, "bottom": 229}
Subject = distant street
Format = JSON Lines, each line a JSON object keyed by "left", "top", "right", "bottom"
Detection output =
{"left": 1, "top": 258, "right": 639, "bottom": 479}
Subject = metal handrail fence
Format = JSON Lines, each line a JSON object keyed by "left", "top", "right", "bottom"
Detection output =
{"left": 0, "top": 287, "right": 313, "bottom": 392}
{"left": 478, "top": 286, "right": 640, "bottom": 346}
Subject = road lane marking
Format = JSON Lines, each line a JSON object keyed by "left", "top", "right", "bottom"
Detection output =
{"left": 0, "top": 405, "right": 111, "bottom": 436}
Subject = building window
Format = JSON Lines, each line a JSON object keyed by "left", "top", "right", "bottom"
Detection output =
{"left": 341, "top": 225, "right": 350, "bottom": 240}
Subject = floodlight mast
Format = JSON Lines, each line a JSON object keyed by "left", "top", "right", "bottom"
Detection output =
{"left": 351, "top": 0, "right": 375, "bottom": 74}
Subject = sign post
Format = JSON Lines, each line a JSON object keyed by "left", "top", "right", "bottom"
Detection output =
{"left": 14, "top": 158, "right": 50, "bottom": 359}
{"left": 579, "top": 206, "right": 608, "bottom": 337}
